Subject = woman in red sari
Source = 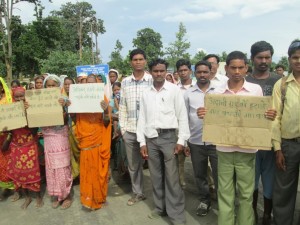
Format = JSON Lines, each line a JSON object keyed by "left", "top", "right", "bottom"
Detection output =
{"left": 0, "top": 77, "right": 14, "bottom": 200}
{"left": 6, "top": 87, "right": 43, "bottom": 209}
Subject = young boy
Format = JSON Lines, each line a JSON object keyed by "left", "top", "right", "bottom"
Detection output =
{"left": 197, "top": 51, "right": 276, "bottom": 225}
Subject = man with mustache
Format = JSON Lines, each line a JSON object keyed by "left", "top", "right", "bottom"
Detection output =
{"left": 246, "top": 41, "right": 280, "bottom": 225}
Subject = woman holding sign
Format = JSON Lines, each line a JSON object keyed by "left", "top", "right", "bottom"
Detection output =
{"left": 6, "top": 87, "right": 43, "bottom": 209}
{"left": 0, "top": 77, "right": 14, "bottom": 201}
{"left": 41, "top": 75, "right": 73, "bottom": 209}
{"left": 73, "top": 74, "right": 112, "bottom": 210}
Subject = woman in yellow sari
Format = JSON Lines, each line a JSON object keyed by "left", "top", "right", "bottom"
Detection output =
{"left": 62, "top": 77, "right": 80, "bottom": 180}
{"left": 74, "top": 74, "right": 111, "bottom": 210}
{"left": 0, "top": 77, "right": 14, "bottom": 200}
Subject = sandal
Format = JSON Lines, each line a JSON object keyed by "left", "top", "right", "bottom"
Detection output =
{"left": 127, "top": 194, "right": 146, "bottom": 206}
{"left": 61, "top": 198, "right": 72, "bottom": 210}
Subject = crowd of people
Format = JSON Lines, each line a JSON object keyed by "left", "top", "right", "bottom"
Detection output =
{"left": 0, "top": 39, "right": 300, "bottom": 225}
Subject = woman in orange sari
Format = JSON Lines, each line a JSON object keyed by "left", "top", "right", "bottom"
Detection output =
{"left": 0, "top": 77, "right": 14, "bottom": 200}
{"left": 74, "top": 74, "right": 111, "bottom": 210}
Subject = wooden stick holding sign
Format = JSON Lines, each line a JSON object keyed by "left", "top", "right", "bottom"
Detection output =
{"left": 25, "top": 88, "right": 64, "bottom": 128}
{"left": 202, "top": 94, "right": 272, "bottom": 150}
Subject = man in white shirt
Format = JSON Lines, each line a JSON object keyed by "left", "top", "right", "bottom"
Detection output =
{"left": 137, "top": 59, "right": 190, "bottom": 225}
{"left": 119, "top": 49, "right": 152, "bottom": 206}
{"left": 203, "top": 54, "right": 228, "bottom": 87}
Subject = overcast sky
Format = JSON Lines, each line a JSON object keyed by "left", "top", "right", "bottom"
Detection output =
{"left": 14, "top": 0, "right": 300, "bottom": 63}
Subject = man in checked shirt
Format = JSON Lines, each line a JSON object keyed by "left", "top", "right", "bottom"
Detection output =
{"left": 119, "top": 49, "right": 152, "bottom": 206}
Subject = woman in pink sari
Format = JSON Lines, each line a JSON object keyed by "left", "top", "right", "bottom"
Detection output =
{"left": 41, "top": 75, "right": 73, "bottom": 209}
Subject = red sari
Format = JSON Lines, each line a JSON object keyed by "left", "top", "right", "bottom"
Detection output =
{"left": 7, "top": 128, "right": 41, "bottom": 192}
{"left": 0, "top": 92, "right": 14, "bottom": 189}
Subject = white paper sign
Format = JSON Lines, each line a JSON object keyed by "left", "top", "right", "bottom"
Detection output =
{"left": 68, "top": 83, "right": 104, "bottom": 113}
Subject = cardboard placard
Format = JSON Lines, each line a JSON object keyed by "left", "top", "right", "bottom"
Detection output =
{"left": 0, "top": 101, "right": 27, "bottom": 131}
{"left": 25, "top": 88, "right": 64, "bottom": 127}
{"left": 68, "top": 83, "right": 104, "bottom": 113}
{"left": 202, "top": 94, "right": 272, "bottom": 150}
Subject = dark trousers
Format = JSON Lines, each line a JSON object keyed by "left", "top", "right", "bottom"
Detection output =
{"left": 273, "top": 139, "right": 300, "bottom": 225}
{"left": 188, "top": 142, "right": 218, "bottom": 204}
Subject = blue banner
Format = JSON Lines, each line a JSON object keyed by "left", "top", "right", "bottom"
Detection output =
{"left": 76, "top": 64, "right": 109, "bottom": 77}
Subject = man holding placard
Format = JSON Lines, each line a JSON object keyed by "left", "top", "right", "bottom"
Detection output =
{"left": 198, "top": 51, "right": 276, "bottom": 225}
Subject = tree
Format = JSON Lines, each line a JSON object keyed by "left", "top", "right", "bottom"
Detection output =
{"left": 51, "top": 1, "right": 105, "bottom": 62}
{"left": 191, "top": 50, "right": 207, "bottom": 65}
{"left": 132, "top": 28, "right": 163, "bottom": 63}
{"left": 277, "top": 56, "right": 289, "bottom": 72}
{"left": 14, "top": 16, "right": 64, "bottom": 76}
{"left": 218, "top": 51, "right": 228, "bottom": 62}
{"left": 39, "top": 50, "right": 92, "bottom": 77}
{"left": 0, "top": 0, "right": 50, "bottom": 84}
{"left": 108, "top": 40, "right": 128, "bottom": 75}
{"left": 165, "top": 22, "right": 191, "bottom": 69}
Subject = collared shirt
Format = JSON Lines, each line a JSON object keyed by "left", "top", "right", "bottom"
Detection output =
{"left": 177, "top": 79, "right": 196, "bottom": 94}
{"left": 210, "top": 73, "right": 228, "bottom": 88}
{"left": 137, "top": 81, "right": 190, "bottom": 147}
{"left": 272, "top": 74, "right": 300, "bottom": 150}
{"left": 213, "top": 79, "right": 263, "bottom": 153}
{"left": 119, "top": 73, "right": 153, "bottom": 134}
{"left": 184, "top": 83, "right": 215, "bottom": 145}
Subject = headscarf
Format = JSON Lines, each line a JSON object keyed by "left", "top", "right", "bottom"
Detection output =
{"left": 166, "top": 73, "right": 176, "bottom": 84}
{"left": 43, "top": 74, "right": 61, "bottom": 87}
{"left": 12, "top": 87, "right": 25, "bottom": 101}
{"left": 109, "top": 69, "right": 119, "bottom": 77}
{"left": 0, "top": 77, "right": 12, "bottom": 103}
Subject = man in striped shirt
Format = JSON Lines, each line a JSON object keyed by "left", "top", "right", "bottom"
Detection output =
{"left": 119, "top": 49, "right": 153, "bottom": 206}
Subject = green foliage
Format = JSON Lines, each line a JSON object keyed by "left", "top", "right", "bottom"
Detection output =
{"left": 108, "top": 40, "right": 130, "bottom": 76}
{"left": 191, "top": 50, "right": 207, "bottom": 65}
{"left": 165, "top": 22, "right": 191, "bottom": 70}
{"left": 218, "top": 51, "right": 228, "bottom": 62}
{"left": 51, "top": 1, "right": 105, "bottom": 54}
{"left": 132, "top": 28, "right": 163, "bottom": 63}
{"left": 39, "top": 50, "right": 92, "bottom": 77}
{"left": 277, "top": 56, "right": 289, "bottom": 72}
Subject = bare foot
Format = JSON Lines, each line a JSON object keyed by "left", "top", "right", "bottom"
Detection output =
{"left": 35, "top": 196, "right": 44, "bottom": 208}
{"left": 11, "top": 191, "right": 21, "bottom": 202}
{"left": 52, "top": 200, "right": 60, "bottom": 209}
{"left": 21, "top": 196, "right": 32, "bottom": 209}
